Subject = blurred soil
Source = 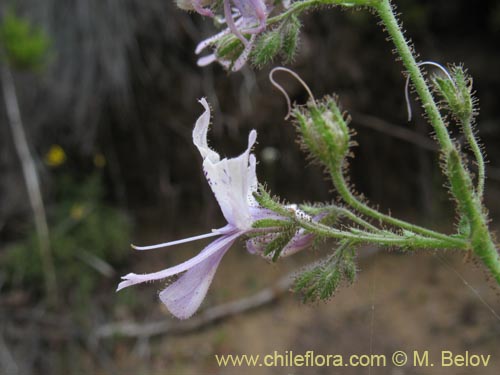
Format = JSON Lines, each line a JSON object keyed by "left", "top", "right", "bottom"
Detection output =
{"left": 107, "top": 229, "right": 500, "bottom": 375}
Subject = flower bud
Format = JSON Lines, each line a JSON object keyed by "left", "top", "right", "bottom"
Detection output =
{"left": 251, "top": 29, "right": 282, "bottom": 67}
{"left": 433, "top": 66, "right": 474, "bottom": 123}
{"left": 281, "top": 14, "right": 301, "bottom": 63}
{"left": 293, "top": 96, "right": 351, "bottom": 169}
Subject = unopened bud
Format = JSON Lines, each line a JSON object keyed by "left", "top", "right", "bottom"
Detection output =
{"left": 293, "top": 96, "right": 351, "bottom": 168}
{"left": 251, "top": 29, "right": 282, "bottom": 66}
{"left": 434, "top": 66, "right": 474, "bottom": 122}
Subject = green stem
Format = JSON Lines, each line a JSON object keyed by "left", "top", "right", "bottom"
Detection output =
{"left": 330, "top": 164, "right": 465, "bottom": 247}
{"left": 374, "top": 0, "right": 500, "bottom": 283}
{"left": 375, "top": 1, "right": 453, "bottom": 151}
{"left": 297, "top": 217, "right": 466, "bottom": 250}
{"left": 326, "top": 205, "right": 383, "bottom": 233}
{"left": 462, "top": 116, "right": 485, "bottom": 198}
{"left": 300, "top": 204, "right": 382, "bottom": 233}
{"left": 447, "top": 150, "right": 500, "bottom": 282}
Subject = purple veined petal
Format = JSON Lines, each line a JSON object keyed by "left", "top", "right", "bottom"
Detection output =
{"left": 193, "top": 98, "right": 220, "bottom": 163}
{"left": 245, "top": 232, "right": 278, "bottom": 255}
{"left": 202, "top": 129, "right": 257, "bottom": 229}
{"left": 249, "top": 206, "right": 284, "bottom": 221}
{"left": 159, "top": 241, "right": 231, "bottom": 319}
{"left": 116, "top": 231, "right": 242, "bottom": 291}
{"left": 280, "top": 211, "right": 325, "bottom": 257}
{"left": 245, "top": 229, "right": 314, "bottom": 258}
{"left": 280, "top": 230, "right": 315, "bottom": 257}
{"left": 246, "top": 238, "right": 259, "bottom": 254}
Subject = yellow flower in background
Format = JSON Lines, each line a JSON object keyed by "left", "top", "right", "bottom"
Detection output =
{"left": 70, "top": 204, "right": 85, "bottom": 220}
{"left": 45, "top": 144, "right": 66, "bottom": 167}
{"left": 93, "top": 153, "right": 106, "bottom": 168}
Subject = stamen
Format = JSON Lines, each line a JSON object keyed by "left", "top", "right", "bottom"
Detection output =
{"left": 131, "top": 231, "right": 222, "bottom": 250}
{"left": 405, "top": 61, "right": 454, "bottom": 122}
{"left": 269, "top": 67, "right": 317, "bottom": 119}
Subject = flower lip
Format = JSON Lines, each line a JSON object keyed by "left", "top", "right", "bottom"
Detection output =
{"left": 116, "top": 99, "right": 262, "bottom": 318}
{"left": 194, "top": 98, "right": 258, "bottom": 230}
{"left": 117, "top": 98, "right": 319, "bottom": 319}
{"left": 116, "top": 231, "right": 242, "bottom": 292}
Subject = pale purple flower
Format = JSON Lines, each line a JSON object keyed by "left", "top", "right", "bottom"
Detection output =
{"left": 195, "top": 0, "right": 271, "bottom": 71}
{"left": 117, "top": 98, "right": 315, "bottom": 319}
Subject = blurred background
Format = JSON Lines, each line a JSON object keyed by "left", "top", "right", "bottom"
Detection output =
{"left": 1, "top": 0, "right": 500, "bottom": 374}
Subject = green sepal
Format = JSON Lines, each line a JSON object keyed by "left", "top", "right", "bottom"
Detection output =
{"left": 281, "top": 15, "right": 301, "bottom": 63}
{"left": 293, "top": 241, "right": 357, "bottom": 303}
{"left": 318, "top": 268, "right": 341, "bottom": 300}
{"left": 253, "top": 185, "right": 290, "bottom": 217}
{"left": 293, "top": 96, "right": 351, "bottom": 170}
{"left": 263, "top": 224, "right": 296, "bottom": 262}
{"left": 251, "top": 29, "right": 281, "bottom": 67}
{"left": 447, "top": 148, "right": 475, "bottom": 215}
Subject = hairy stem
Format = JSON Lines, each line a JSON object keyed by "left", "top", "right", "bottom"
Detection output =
{"left": 374, "top": 0, "right": 500, "bottom": 283}
{"left": 461, "top": 116, "right": 485, "bottom": 198}
{"left": 296, "top": 217, "right": 466, "bottom": 250}
{"left": 329, "top": 164, "right": 465, "bottom": 247}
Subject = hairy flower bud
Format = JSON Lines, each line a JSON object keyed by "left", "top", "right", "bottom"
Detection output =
{"left": 434, "top": 66, "right": 475, "bottom": 123}
{"left": 293, "top": 96, "right": 351, "bottom": 169}
{"left": 251, "top": 29, "right": 282, "bottom": 66}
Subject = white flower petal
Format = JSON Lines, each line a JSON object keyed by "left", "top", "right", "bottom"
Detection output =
{"left": 197, "top": 54, "right": 218, "bottom": 67}
{"left": 116, "top": 231, "right": 241, "bottom": 291}
{"left": 193, "top": 98, "right": 220, "bottom": 163}
{"left": 159, "top": 241, "right": 232, "bottom": 319}
{"left": 202, "top": 130, "right": 257, "bottom": 228}
{"left": 195, "top": 28, "right": 231, "bottom": 55}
